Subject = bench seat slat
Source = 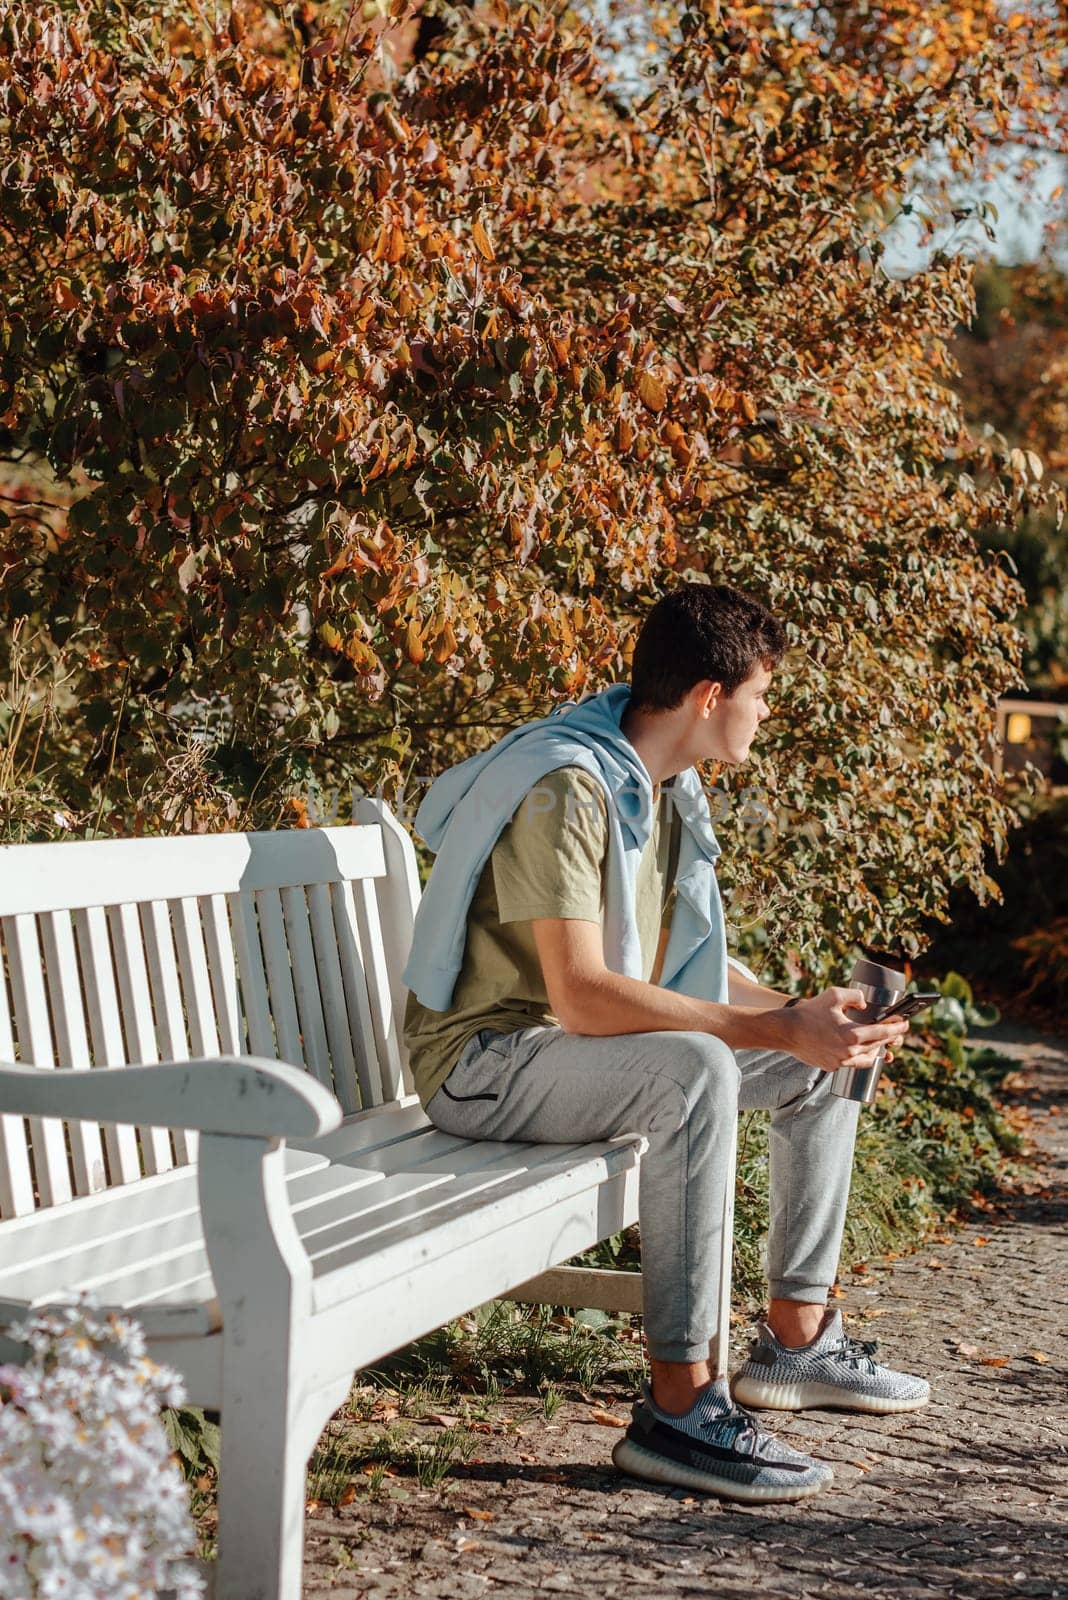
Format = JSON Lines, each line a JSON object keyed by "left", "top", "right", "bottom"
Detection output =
{"left": 0, "top": 1131, "right": 556, "bottom": 1305}
{"left": 0, "top": 1118, "right": 640, "bottom": 1341}
{"left": 309, "top": 1139, "right": 642, "bottom": 1311}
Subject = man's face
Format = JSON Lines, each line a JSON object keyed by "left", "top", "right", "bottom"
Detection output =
{"left": 693, "top": 663, "right": 774, "bottom": 766}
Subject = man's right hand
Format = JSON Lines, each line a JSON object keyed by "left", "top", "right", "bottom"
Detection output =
{"left": 779, "top": 987, "right": 910, "bottom": 1074}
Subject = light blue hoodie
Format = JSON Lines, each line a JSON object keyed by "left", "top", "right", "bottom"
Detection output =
{"left": 402, "top": 683, "right": 729, "bottom": 1014}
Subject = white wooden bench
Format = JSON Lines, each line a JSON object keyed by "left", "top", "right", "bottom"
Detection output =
{"left": 0, "top": 801, "right": 737, "bottom": 1600}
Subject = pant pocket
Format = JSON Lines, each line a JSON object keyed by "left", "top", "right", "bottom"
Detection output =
{"left": 426, "top": 1032, "right": 506, "bottom": 1134}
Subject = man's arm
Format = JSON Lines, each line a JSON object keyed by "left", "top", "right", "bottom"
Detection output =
{"left": 726, "top": 963, "right": 792, "bottom": 1009}
{"left": 532, "top": 918, "right": 909, "bottom": 1071}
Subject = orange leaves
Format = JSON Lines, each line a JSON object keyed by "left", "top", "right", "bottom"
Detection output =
{"left": 471, "top": 218, "right": 495, "bottom": 263}
{"left": 637, "top": 370, "right": 667, "bottom": 413}
{"left": 373, "top": 219, "right": 406, "bottom": 264}
{"left": 404, "top": 618, "right": 425, "bottom": 664}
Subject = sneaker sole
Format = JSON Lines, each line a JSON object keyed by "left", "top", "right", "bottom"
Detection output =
{"left": 611, "top": 1436, "right": 833, "bottom": 1503}
{"left": 731, "top": 1376, "right": 930, "bottom": 1415}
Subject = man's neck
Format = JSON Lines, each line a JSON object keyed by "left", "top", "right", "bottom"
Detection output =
{"left": 621, "top": 704, "right": 690, "bottom": 789}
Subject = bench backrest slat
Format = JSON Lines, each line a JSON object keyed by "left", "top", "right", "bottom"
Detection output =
{"left": 200, "top": 893, "right": 244, "bottom": 1056}
{"left": 0, "top": 821, "right": 423, "bottom": 1218}
{"left": 72, "top": 905, "right": 144, "bottom": 1187}
{"left": 279, "top": 884, "right": 334, "bottom": 1095}
{"left": 0, "top": 949, "right": 35, "bottom": 1216}
{"left": 108, "top": 902, "right": 176, "bottom": 1177}
{"left": 39, "top": 911, "right": 109, "bottom": 1194}
{"left": 306, "top": 883, "right": 361, "bottom": 1116}
{"left": 142, "top": 900, "right": 196, "bottom": 1165}
{"left": 5, "top": 913, "right": 74, "bottom": 1208}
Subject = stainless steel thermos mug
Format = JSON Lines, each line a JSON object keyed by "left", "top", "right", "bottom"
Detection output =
{"left": 829, "top": 957, "right": 907, "bottom": 1105}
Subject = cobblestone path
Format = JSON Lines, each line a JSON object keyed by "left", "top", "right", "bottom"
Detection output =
{"left": 303, "top": 1020, "right": 1068, "bottom": 1599}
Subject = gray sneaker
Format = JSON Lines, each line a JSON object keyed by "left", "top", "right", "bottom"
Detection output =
{"left": 731, "top": 1309, "right": 931, "bottom": 1415}
{"left": 611, "top": 1378, "right": 834, "bottom": 1503}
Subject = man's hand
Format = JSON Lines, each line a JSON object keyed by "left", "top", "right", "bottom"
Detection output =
{"left": 780, "top": 987, "right": 910, "bottom": 1074}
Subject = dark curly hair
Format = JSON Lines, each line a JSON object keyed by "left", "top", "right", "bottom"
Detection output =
{"left": 628, "top": 582, "right": 787, "bottom": 712}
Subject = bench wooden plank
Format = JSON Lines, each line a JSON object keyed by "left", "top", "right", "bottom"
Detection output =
{"left": 280, "top": 886, "right": 333, "bottom": 1092}
{"left": 351, "top": 875, "right": 405, "bottom": 1102}
{"left": 171, "top": 897, "right": 222, "bottom": 1060}
{"left": 255, "top": 889, "right": 303, "bottom": 1067}
{"left": 201, "top": 894, "right": 245, "bottom": 1055}
{"left": 72, "top": 905, "right": 145, "bottom": 1186}
{"left": 328, "top": 879, "right": 381, "bottom": 1109}
{"left": 142, "top": 900, "right": 196, "bottom": 1164}
{"left": 306, "top": 883, "right": 360, "bottom": 1114}
{"left": 311, "top": 1141, "right": 642, "bottom": 1316}
{"left": 0, "top": 949, "right": 35, "bottom": 1217}
{"left": 4, "top": 913, "right": 73, "bottom": 1207}
{"left": 0, "top": 826, "right": 387, "bottom": 916}
{"left": 229, "top": 891, "right": 275, "bottom": 1058}
{"left": 108, "top": 902, "right": 174, "bottom": 1175}
{"left": 39, "top": 910, "right": 108, "bottom": 1196}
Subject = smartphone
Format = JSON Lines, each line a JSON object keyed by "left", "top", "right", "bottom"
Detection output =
{"left": 875, "top": 992, "right": 941, "bottom": 1022}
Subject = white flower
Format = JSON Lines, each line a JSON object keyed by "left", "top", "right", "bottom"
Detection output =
{"left": 0, "top": 1300, "right": 206, "bottom": 1599}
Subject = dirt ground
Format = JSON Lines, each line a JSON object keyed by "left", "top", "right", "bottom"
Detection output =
{"left": 300, "top": 1018, "right": 1068, "bottom": 1600}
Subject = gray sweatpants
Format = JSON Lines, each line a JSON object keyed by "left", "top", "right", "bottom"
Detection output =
{"left": 425, "top": 1025, "right": 861, "bottom": 1363}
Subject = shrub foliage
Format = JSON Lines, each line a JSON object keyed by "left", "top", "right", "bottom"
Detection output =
{"left": 0, "top": 0, "right": 1062, "bottom": 967}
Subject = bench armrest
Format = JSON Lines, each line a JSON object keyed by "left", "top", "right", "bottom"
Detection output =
{"left": 0, "top": 1056, "right": 343, "bottom": 1140}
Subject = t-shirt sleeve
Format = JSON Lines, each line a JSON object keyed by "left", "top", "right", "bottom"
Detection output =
{"left": 492, "top": 767, "right": 607, "bottom": 924}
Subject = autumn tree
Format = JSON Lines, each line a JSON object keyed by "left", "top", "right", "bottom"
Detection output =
{"left": 0, "top": 0, "right": 1063, "bottom": 975}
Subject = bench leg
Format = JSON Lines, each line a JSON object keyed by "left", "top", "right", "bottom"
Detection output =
{"left": 198, "top": 1136, "right": 345, "bottom": 1600}
{"left": 214, "top": 1372, "right": 350, "bottom": 1600}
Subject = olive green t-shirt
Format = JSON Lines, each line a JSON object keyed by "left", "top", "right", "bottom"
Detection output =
{"left": 404, "top": 766, "right": 682, "bottom": 1108}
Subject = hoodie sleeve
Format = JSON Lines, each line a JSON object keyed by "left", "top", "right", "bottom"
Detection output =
{"left": 492, "top": 767, "right": 607, "bottom": 924}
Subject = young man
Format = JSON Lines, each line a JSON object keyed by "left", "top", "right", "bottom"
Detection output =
{"left": 402, "top": 583, "right": 928, "bottom": 1503}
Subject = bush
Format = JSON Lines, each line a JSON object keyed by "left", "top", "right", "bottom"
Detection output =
{"left": 1, "top": 0, "right": 1063, "bottom": 975}
{"left": 0, "top": 1302, "right": 203, "bottom": 1600}
{"left": 917, "top": 791, "right": 1068, "bottom": 1004}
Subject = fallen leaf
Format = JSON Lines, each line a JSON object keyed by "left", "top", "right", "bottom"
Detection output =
{"left": 1029, "top": 1351, "right": 1049, "bottom": 1364}
{"left": 956, "top": 1342, "right": 979, "bottom": 1359}
{"left": 927, "top": 1258, "right": 944, "bottom": 1270}
{"left": 456, "top": 1538, "right": 482, "bottom": 1553}
{"left": 462, "top": 1506, "right": 496, "bottom": 1522}
{"left": 980, "top": 1356, "right": 1010, "bottom": 1368}
{"left": 973, "top": 1237, "right": 989, "bottom": 1247}
{"left": 829, "top": 1284, "right": 845, "bottom": 1298}
{"left": 338, "top": 1484, "right": 358, "bottom": 1507}
{"left": 852, "top": 1461, "right": 871, "bottom": 1472}
{"left": 304, "top": 1499, "right": 321, "bottom": 1514}
{"left": 429, "top": 1413, "right": 461, "bottom": 1428}
{"left": 586, "top": 1409, "right": 627, "bottom": 1427}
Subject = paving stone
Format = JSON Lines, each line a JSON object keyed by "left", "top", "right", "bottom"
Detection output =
{"left": 303, "top": 1018, "right": 1068, "bottom": 1597}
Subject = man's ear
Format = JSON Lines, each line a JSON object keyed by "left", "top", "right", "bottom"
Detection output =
{"left": 694, "top": 680, "right": 724, "bottom": 718}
